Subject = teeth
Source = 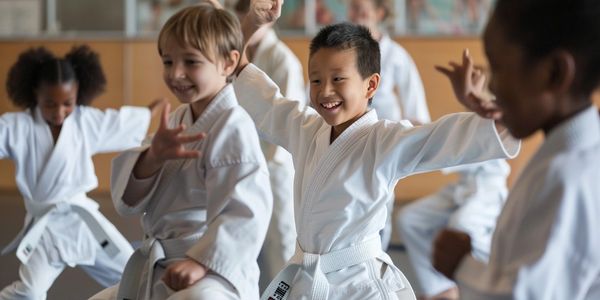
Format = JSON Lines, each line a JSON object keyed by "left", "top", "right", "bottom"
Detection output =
{"left": 321, "top": 102, "right": 341, "bottom": 109}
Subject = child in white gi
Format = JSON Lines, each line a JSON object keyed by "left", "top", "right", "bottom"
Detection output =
{"left": 0, "top": 45, "right": 160, "bottom": 300}
{"left": 90, "top": 3, "right": 272, "bottom": 300}
{"left": 233, "top": 0, "right": 307, "bottom": 290}
{"left": 397, "top": 160, "right": 509, "bottom": 300}
{"left": 433, "top": 0, "right": 600, "bottom": 298}
{"left": 232, "top": 1, "right": 520, "bottom": 299}
{"left": 347, "top": 0, "right": 432, "bottom": 250}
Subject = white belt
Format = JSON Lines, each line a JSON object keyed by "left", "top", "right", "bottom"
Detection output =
{"left": 117, "top": 233, "right": 202, "bottom": 300}
{"left": 5, "top": 194, "right": 121, "bottom": 264}
{"left": 261, "top": 236, "right": 385, "bottom": 300}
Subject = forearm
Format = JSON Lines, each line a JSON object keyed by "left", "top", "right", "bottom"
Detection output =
{"left": 132, "top": 148, "right": 164, "bottom": 179}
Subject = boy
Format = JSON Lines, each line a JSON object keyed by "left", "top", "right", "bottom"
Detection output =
{"left": 233, "top": 1, "right": 519, "bottom": 299}
{"left": 90, "top": 3, "right": 272, "bottom": 300}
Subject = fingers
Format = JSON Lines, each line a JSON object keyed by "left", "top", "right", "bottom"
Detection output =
{"left": 175, "top": 132, "right": 206, "bottom": 144}
{"left": 434, "top": 65, "right": 453, "bottom": 77}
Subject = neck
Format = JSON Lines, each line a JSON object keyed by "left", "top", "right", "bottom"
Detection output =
{"left": 330, "top": 111, "right": 367, "bottom": 143}
{"left": 542, "top": 99, "right": 591, "bottom": 136}
{"left": 190, "top": 85, "right": 226, "bottom": 122}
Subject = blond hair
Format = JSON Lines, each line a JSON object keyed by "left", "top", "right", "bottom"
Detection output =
{"left": 158, "top": 3, "right": 242, "bottom": 65}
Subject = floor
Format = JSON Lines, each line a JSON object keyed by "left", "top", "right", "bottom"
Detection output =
{"left": 0, "top": 191, "right": 423, "bottom": 299}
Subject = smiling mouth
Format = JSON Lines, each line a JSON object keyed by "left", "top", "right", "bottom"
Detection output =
{"left": 320, "top": 101, "right": 342, "bottom": 109}
{"left": 172, "top": 85, "right": 194, "bottom": 93}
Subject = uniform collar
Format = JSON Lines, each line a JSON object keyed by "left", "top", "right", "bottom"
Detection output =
{"left": 539, "top": 105, "right": 600, "bottom": 156}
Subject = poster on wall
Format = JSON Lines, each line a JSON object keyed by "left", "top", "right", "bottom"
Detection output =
{"left": 0, "top": 0, "right": 41, "bottom": 36}
{"left": 405, "top": 0, "right": 495, "bottom": 35}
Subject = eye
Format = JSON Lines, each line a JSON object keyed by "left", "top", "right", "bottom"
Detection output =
{"left": 185, "top": 59, "right": 202, "bottom": 65}
{"left": 162, "top": 59, "right": 173, "bottom": 66}
{"left": 310, "top": 79, "right": 321, "bottom": 85}
{"left": 334, "top": 77, "right": 344, "bottom": 82}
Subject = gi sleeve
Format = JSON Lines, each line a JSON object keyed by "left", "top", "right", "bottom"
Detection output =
{"left": 380, "top": 112, "right": 520, "bottom": 182}
{"left": 81, "top": 106, "right": 151, "bottom": 154}
{"left": 233, "top": 63, "right": 321, "bottom": 157}
{"left": 185, "top": 160, "right": 272, "bottom": 295}
{"left": 110, "top": 136, "right": 163, "bottom": 216}
{"left": 0, "top": 114, "right": 13, "bottom": 159}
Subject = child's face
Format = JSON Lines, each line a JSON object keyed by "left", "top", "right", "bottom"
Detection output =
{"left": 348, "top": 0, "right": 384, "bottom": 30}
{"left": 161, "top": 38, "right": 229, "bottom": 106}
{"left": 309, "top": 48, "right": 378, "bottom": 130}
{"left": 36, "top": 81, "right": 77, "bottom": 128}
{"left": 484, "top": 17, "right": 558, "bottom": 139}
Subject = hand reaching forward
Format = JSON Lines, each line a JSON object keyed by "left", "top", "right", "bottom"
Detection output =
{"left": 432, "top": 229, "right": 472, "bottom": 280}
{"left": 134, "top": 102, "right": 206, "bottom": 178}
{"left": 162, "top": 259, "right": 207, "bottom": 291}
{"left": 436, "top": 49, "right": 502, "bottom": 120}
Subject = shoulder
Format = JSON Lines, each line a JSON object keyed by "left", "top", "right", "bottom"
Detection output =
{"left": 204, "top": 105, "right": 264, "bottom": 165}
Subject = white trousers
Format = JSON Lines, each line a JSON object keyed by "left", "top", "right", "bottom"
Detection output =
{"left": 258, "top": 149, "right": 297, "bottom": 291}
{"left": 0, "top": 234, "right": 128, "bottom": 300}
{"left": 89, "top": 268, "right": 238, "bottom": 300}
{"left": 395, "top": 183, "right": 506, "bottom": 296}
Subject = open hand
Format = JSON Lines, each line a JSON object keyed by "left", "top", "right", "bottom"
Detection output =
{"left": 147, "top": 102, "right": 206, "bottom": 164}
{"left": 432, "top": 229, "right": 472, "bottom": 280}
{"left": 162, "top": 259, "right": 207, "bottom": 291}
{"left": 436, "top": 49, "right": 502, "bottom": 120}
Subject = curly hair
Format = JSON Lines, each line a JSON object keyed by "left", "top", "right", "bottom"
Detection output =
{"left": 6, "top": 45, "right": 107, "bottom": 109}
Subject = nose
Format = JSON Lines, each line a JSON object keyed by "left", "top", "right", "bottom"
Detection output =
{"left": 169, "top": 63, "right": 186, "bottom": 80}
{"left": 321, "top": 80, "right": 335, "bottom": 98}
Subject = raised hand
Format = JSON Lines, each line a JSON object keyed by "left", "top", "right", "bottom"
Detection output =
{"left": 436, "top": 49, "right": 502, "bottom": 120}
{"left": 432, "top": 229, "right": 472, "bottom": 280}
{"left": 247, "top": 0, "right": 283, "bottom": 26}
{"left": 162, "top": 259, "right": 207, "bottom": 291}
{"left": 133, "top": 102, "right": 206, "bottom": 178}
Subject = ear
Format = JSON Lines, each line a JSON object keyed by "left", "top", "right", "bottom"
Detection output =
{"left": 545, "top": 50, "right": 576, "bottom": 95}
{"left": 222, "top": 50, "right": 241, "bottom": 77}
{"left": 365, "top": 73, "right": 380, "bottom": 100}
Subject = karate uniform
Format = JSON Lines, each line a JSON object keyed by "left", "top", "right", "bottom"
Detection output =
{"left": 396, "top": 160, "right": 510, "bottom": 296}
{"left": 233, "top": 64, "right": 520, "bottom": 300}
{"left": 91, "top": 85, "right": 272, "bottom": 300}
{"left": 0, "top": 105, "right": 150, "bottom": 300}
{"left": 251, "top": 28, "right": 307, "bottom": 290}
{"left": 373, "top": 34, "right": 431, "bottom": 250}
{"left": 372, "top": 34, "right": 430, "bottom": 124}
{"left": 455, "top": 106, "right": 600, "bottom": 299}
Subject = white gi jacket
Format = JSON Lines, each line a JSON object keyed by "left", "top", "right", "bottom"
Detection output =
{"left": 0, "top": 105, "right": 149, "bottom": 266}
{"left": 111, "top": 85, "right": 272, "bottom": 300}
{"left": 233, "top": 64, "right": 520, "bottom": 300}
{"left": 455, "top": 106, "right": 600, "bottom": 299}
{"left": 372, "top": 34, "right": 430, "bottom": 124}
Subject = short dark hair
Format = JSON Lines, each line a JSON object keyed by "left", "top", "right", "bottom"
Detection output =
{"left": 493, "top": 0, "right": 600, "bottom": 96}
{"left": 6, "top": 45, "right": 106, "bottom": 109}
{"left": 310, "top": 23, "right": 380, "bottom": 80}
